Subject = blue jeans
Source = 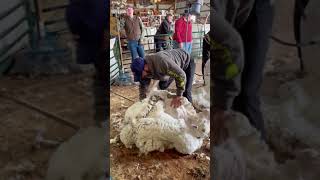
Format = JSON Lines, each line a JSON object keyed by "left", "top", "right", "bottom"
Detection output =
{"left": 128, "top": 40, "right": 145, "bottom": 60}
{"left": 173, "top": 41, "right": 192, "bottom": 54}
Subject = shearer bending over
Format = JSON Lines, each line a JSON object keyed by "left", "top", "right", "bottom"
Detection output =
{"left": 211, "top": 0, "right": 274, "bottom": 144}
{"left": 131, "top": 49, "right": 195, "bottom": 108}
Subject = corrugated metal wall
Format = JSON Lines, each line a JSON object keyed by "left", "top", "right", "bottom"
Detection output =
{"left": 0, "top": 0, "right": 32, "bottom": 73}
{"left": 0, "top": 0, "right": 71, "bottom": 74}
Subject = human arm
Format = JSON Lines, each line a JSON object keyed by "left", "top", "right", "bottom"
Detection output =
{"left": 166, "top": 62, "right": 186, "bottom": 98}
{"left": 211, "top": 14, "right": 244, "bottom": 144}
{"left": 139, "top": 17, "right": 145, "bottom": 39}
{"left": 138, "top": 79, "right": 151, "bottom": 100}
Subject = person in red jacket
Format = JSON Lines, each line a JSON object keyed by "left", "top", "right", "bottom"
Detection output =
{"left": 173, "top": 12, "right": 193, "bottom": 54}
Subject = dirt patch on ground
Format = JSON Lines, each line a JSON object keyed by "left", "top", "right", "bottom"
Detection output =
{"left": 0, "top": 73, "right": 95, "bottom": 179}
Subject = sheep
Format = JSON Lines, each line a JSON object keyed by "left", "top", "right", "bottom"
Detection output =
{"left": 213, "top": 110, "right": 320, "bottom": 180}
{"left": 120, "top": 90, "right": 210, "bottom": 154}
{"left": 46, "top": 127, "right": 108, "bottom": 180}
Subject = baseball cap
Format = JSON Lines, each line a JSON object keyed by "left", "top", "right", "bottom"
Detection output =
{"left": 131, "top": 57, "right": 145, "bottom": 82}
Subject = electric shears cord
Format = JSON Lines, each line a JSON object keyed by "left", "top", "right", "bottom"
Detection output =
{"left": 273, "top": 0, "right": 311, "bottom": 73}
{"left": 256, "top": 0, "right": 313, "bottom": 73}
{"left": 270, "top": 35, "right": 320, "bottom": 48}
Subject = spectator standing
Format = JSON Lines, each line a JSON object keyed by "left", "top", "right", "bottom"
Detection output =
{"left": 154, "top": 14, "right": 173, "bottom": 52}
{"left": 123, "top": 7, "right": 145, "bottom": 61}
{"left": 173, "top": 12, "right": 193, "bottom": 54}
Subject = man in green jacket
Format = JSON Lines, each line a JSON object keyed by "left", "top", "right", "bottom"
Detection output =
{"left": 131, "top": 49, "right": 195, "bottom": 108}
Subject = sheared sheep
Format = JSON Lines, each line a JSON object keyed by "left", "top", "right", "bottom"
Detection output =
{"left": 213, "top": 110, "right": 320, "bottom": 180}
{"left": 120, "top": 90, "right": 210, "bottom": 154}
{"left": 46, "top": 127, "right": 107, "bottom": 180}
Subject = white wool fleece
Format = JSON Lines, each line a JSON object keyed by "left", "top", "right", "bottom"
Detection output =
{"left": 46, "top": 127, "right": 107, "bottom": 180}
{"left": 120, "top": 90, "right": 210, "bottom": 154}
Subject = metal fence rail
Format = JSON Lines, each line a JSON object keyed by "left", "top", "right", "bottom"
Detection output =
{"left": 35, "top": 0, "right": 69, "bottom": 37}
{"left": 120, "top": 31, "right": 205, "bottom": 73}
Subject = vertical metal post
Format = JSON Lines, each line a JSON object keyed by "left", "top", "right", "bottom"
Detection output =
{"left": 116, "top": 10, "right": 124, "bottom": 72}
{"left": 174, "top": 0, "right": 177, "bottom": 10}
{"left": 34, "top": 0, "right": 46, "bottom": 38}
{"left": 33, "top": 0, "right": 41, "bottom": 40}
{"left": 24, "top": 0, "right": 37, "bottom": 49}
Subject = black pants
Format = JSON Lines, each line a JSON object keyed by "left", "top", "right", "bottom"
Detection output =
{"left": 93, "top": 48, "right": 109, "bottom": 178}
{"left": 233, "top": 0, "right": 274, "bottom": 140}
{"left": 202, "top": 35, "right": 210, "bottom": 80}
{"left": 154, "top": 38, "right": 168, "bottom": 52}
{"left": 159, "top": 58, "right": 195, "bottom": 102}
{"left": 93, "top": 51, "right": 107, "bottom": 127}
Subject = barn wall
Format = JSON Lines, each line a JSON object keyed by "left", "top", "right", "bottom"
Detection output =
{"left": 0, "top": 0, "right": 31, "bottom": 65}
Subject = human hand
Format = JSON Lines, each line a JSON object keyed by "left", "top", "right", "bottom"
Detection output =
{"left": 179, "top": 43, "right": 183, "bottom": 48}
{"left": 170, "top": 96, "right": 183, "bottom": 108}
{"left": 212, "top": 107, "right": 231, "bottom": 145}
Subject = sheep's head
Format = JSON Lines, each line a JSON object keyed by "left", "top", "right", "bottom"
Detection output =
{"left": 187, "top": 111, "right": 210, "bottom": 139}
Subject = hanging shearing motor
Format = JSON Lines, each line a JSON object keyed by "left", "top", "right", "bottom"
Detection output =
{"left": 189, "top": 0, "right": 203, "bottom": 15}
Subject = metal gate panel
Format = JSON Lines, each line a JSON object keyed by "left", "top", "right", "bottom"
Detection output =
{"left": 110, "top": 37, "right": 120, "bottom": 83}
